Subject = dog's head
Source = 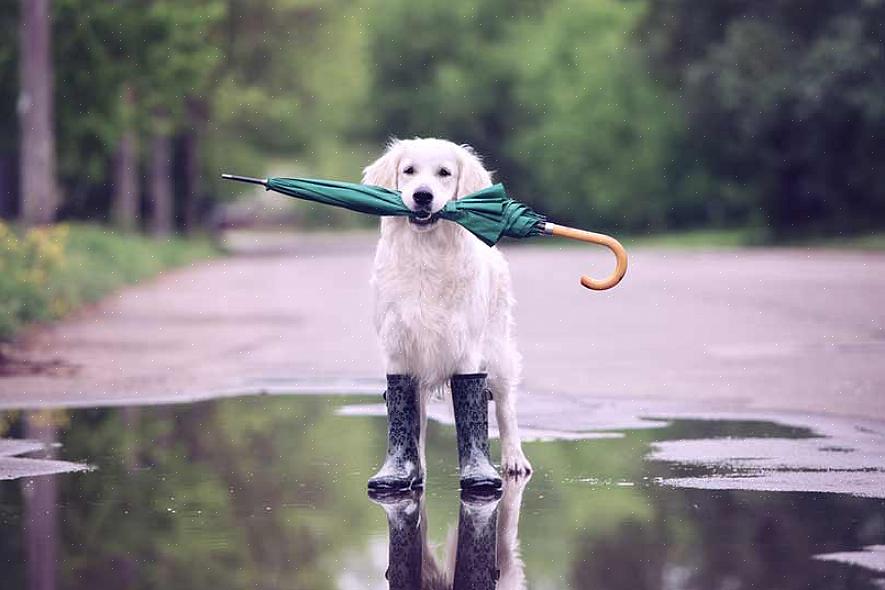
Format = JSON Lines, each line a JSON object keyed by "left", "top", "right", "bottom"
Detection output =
{"left": 362, "top": 138, "right": 492, "bottom": 233}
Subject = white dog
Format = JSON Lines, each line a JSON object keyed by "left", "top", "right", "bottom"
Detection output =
{"left": 363, "top": 137, "right": 531, "bottom": 476}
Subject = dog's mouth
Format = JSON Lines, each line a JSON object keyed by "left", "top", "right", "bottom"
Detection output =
{"left": 408, "top": 210, "right": 437, "bottom": 227}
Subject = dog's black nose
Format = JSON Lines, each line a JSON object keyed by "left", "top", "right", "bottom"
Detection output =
{"left": 413, "top": 189, "right": 433, "bottom": 207}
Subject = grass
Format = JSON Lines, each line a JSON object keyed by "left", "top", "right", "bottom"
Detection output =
{"left": 622, "top": 228, "right": 762, "bottom": 249}
{"left": 789, "top": 232, "right": 885, "bottom": 250}
{"left": 0, "top": 222, "right": 218, "bottom": 342}
{"left": 617, "top": 228, "right": 885, "bottom": 250}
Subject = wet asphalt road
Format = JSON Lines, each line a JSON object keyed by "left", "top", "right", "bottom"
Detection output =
{"left": 1, "top": 232, "right": 883, "bottom": 422}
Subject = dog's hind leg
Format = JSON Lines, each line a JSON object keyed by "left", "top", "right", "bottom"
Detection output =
{"left": 487, "top": 372, "right": 532, "bottom": 476}
{"left": 484, "top": 257, "right": 531, "bottom": 476}
{"left": 418, "top": 382, "right": 431, "bottom": 474}
{"left": 497, "top": 474, "right": 529, "bottom": 589}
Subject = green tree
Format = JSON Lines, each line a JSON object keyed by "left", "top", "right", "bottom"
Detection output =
{"left": 508, "top": 0, "right": 711, "bottom": 231}
{"left": 365, "top": 0, "right": 542, "bottom": 183}
{"left": 361, "top": 0, "right": 718, "bottom": 232}
{"left": 132, "top": 0, "right": 224, "bottom": 235}
{"left": 642, "top": 0, "right": 885, "bottom": 235}
{"left": 49, "top": 0, "right": 224, "bottom": 232}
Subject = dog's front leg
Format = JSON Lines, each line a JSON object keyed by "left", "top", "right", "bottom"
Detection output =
{"left": 380, "top": 352, "right": 431, "bottom": 471}
{"left": 451, "top": 351, "right": 503, "bottom": 490}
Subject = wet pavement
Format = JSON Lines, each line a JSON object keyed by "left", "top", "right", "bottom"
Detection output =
{"left": 2, "top": 239, "right": 884, "bottom": 424}
{"left": 2, "top": 394, "right": 884, "bottom": 589}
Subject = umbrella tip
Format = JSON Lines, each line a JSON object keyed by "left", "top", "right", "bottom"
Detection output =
{"left": 220, "top": 174, "right": 268, "bottom": 186}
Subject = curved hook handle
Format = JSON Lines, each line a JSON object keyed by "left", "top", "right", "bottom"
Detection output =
{"left": 544, "top": 223, "right": 628, "bottom": 290}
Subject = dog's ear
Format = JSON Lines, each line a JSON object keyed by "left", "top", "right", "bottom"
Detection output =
{"left": 362, "top": 141, "right": 401, "bottom": 189}
{"left": 456, "top": 145, "right": 493, "bottom": 198}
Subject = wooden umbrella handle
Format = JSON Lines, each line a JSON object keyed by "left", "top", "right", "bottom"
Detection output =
{"left": 544, "top": 222, "right": 628, "bottom": 290}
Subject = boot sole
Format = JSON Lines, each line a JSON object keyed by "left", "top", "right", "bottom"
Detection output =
{"left": 367, "top": 477, "right": 424, "bottom": 491}
{"left": 367, "top": 487, "right": 423, "bottom": 504}
{"left": 460, "top": 476, "right": 503, "bottom": 491}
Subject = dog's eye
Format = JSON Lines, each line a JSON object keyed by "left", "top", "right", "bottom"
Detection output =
{"left": 403, "top": 166, "right": 415, "bottom": 175}
{"left": 438, "top": 168, "right": 451, "bottom": 178}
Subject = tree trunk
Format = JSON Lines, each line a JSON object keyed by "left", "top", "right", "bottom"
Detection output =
{"left": 181, "top": 128, "right": 199, "bottom": 233}
{"left": 18, "top": 0, "right": 58, "bottom": 226}
{"left": 181, "top": 97, "right": 208, "bottom": 233}
{"left": 0, "top": 154, "right": 17, "bottom": 219}
{"left": 111, "top": 85, "right": 139, "bottom": 231}
{"left": 23, "top": 412, "right": 59, "bottom": 590}
{"left": 148, "top": 116, "right": 173, "bottom": 237}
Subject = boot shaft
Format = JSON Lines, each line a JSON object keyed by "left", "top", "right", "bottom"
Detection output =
{"left": 369, "top": 490, "right": 423, "bottom": 589}
{"left": 454, "top": 492, "right": 501, "bottom": 590}
{"left": 451, "top": 373, "right": 502, "bottom": 492}
{"left": 384, "top": 374, "right": 420, "bottom": 454}
{"left": 368, "top": 374, "right": 423, "bottom": 491}
{"left": 451, "top": 373, "right": 492, "bottom": 468}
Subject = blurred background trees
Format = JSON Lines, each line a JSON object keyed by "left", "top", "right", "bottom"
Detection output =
{"left": 1, "top": 0, "right": 883, "bottom": 237}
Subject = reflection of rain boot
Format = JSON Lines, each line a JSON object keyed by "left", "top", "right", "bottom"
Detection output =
{"left": 368, "top": 489, "right": 423, "bottom": 590}
{"left": 452, "top": 373, "right": 503, "bottom": 490}
{"left": 368, "top": 375, "right": 423, "bottom": 491}
{"left": 453, "top": 489, "right": 502, "bottom": 590}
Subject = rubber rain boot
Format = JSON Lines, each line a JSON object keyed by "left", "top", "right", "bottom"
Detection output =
{"left": 368, "top": 489, "right": 423, "bottom": 590}
{"left": 368, "top": 374, "right": 423, "bottom": 491}
{"left": 452, "top": 373, "right": 503, "bottom": 491}
{"left": 453, "top": 489, "right": 502, "bottom": 590}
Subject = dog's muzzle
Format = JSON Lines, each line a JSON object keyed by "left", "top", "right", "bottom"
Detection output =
{"left": 408, "top": 208, "right": 436, "bottom": 226}
{"left": 408, "top": 187, "right": 437, "bottom": 227}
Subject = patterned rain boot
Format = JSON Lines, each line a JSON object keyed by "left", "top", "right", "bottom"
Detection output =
{"left": 453, "top": 489, "right": 502, "bottom": 590}
{"left": 452, "top": 373, "right": 503, "bottom": 491}
{"left": 368, "top": 374, "right": 424, "bottom": 491}
{"left": 368, "top": 489, "right": 423, "bottom": 590}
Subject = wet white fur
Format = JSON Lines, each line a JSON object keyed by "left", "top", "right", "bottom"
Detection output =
{"left": 363, "top": 137, "right": 531, "bottom": 475}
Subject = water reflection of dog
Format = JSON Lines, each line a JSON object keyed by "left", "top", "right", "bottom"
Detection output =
{"left": 370, "top": 476, "right": 529, "bottom": 590}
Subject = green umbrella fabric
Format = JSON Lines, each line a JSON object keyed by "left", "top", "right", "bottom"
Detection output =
{"left": 439, "top": 184, "right": 545, "bottom": 245}
{"left": 249, "top": 176, "right": 546, "bottom": 247}
{"left": 266, "top": 177, "right": 408, "bottom": 217}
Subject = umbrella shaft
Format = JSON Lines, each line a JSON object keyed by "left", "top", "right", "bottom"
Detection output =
{"left": 221, "top": 174, "right": 268, "bottom": 186}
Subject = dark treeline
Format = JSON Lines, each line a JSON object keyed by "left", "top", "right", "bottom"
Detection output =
{"left": 1, "top": 0, "right": 883, "bottom": 236}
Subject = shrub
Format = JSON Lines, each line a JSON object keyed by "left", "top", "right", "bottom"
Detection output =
{"left": 0, "top": 222, "right": 217, "bottom": 342}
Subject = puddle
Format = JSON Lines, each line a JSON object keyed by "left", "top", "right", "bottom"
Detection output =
{"left": 1, "top": 396, "right": 884, "bottom": 589}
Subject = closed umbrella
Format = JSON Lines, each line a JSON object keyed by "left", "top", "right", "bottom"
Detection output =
{"left": 222, "top": 174, "right": 627, "bottom": 290}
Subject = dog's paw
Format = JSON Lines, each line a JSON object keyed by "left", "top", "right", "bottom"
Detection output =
{"left": 501, "top": 447, "right": 532, "bottom": 477}
{"left": 502, "top": 468, "right": 532, "bottom": 496}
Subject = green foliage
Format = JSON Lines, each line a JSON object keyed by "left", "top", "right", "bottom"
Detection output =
{"left": 507, "top": 0, "right": 703, "bottom": 231}
{"left": 135, "top": 1, "right": 225, "bottom": 117}
{"left": 642, "top": 0, "right": 885, "bottom": 236}
{"left": 52, "top": 1, "right": 130, "bottom": 209}
{"left": 365, "top": 0, "right": 539, "bottom": 187}
{"left": 0, "top": 221, "right": 217, "bottom": 341}
{"left": 23, "top": 0, "right": 227, "bottom": 217}
{"left": 361, "top": 0, "right": 719, "bottom": 232}
{"left": 2, "top": 0, "right": 884, "bottom": 237}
